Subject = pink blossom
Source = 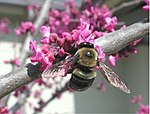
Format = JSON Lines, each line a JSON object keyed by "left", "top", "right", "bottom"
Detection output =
{"left": 0, "top": 107, "right": 10, "bottom": 114}
{"left": 21, "top": 21, "right": 35, "bottom": 33}
{"left": 79, "top": 18, "right": 92, "bottom": 37}
{"left": 51, "top": 9, "right": 60, "bottom": 17}
{"left": 56, "top": 37, "right": 65, "bottom": 47}
{"left": 131, "top": 38, "right": 143, "bottom": 46}
{"left": 14, "top": 21, "right": 35, "bottom": 36}
{"left": 14, "top": 28, "right": 21, "bottom": 37}
{"left": 34, "top": 90, "right": 41, "bottom": 98}
{"left": 108, "top": 54, "right": 120, "bottom": 66}
{"left": 103, "top": 16, "right": 117, "bottom": 32}
{"left": 40, "top": 26, "right": 50, "bottom": 38}
{"left": 93, "top": 31, "right": 107, "bottom": 37}
{"left": 143, "top": 0, "right": 150, "bottom": 11}
{"left": 40, "top": 37, "right": 50, "bottom": 44}
{"left": 29, "top": 40, "right": 38, "bottom": 53}
{"left": 80, "top": 18, "right": 90, "bottom": 31}
{"left": 108, "top": 55, "right": 116, "bottom": 66}
{"left": 58, "top": 48, "right": 65, "bottom": 57}
{"left": 40, "top": 26, "right": 58, "bottom": 44}
{"left": 4, "top": 58, "right": 21, "bottom": 67}
{"left": 61, "top": 11, "right": 70, "bottom": 25}
{"left": 120, "top": 25, "right": 126, "bottom": 30}
{"left": 131, "top": 95, "right": 143, "bottom": 104}
{"left": 72, "top": 18, "right": 92, "bottom": 45}
{"left": 62, "top": 32, "right": 73, "bottom": 43}
{"left": 95, "top": 45, "right": 105, "bottom": 62}
{"left": 0, "top": 17, "right": 10, "bottom": 34}
{"left": 29, "top": 40, "right": 53, "bottom": 70}
{"left": 137, "top": 104, "right": 150, "bottom": 114}
{"left": 96, "top": 81, "right": 106, "bottom": 92}
{"left": 0, "top": 22, "right": 9, "bottom": 34}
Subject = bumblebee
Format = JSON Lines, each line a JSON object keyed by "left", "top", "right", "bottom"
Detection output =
{"left": 42, "top": 42, "right": 130, "bottom": 93}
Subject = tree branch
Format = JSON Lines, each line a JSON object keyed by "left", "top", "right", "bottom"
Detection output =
{"left": 0, "top": 21, "right": 149, "bottom": 99}
{"left": 0, "top": 63, "right": 41, "bottom": 99}
{"left": 111, "top": 0, "right": 143, "bottom": 14}
{"left": 95, "top": 22, "right": 149, "bottom": 55}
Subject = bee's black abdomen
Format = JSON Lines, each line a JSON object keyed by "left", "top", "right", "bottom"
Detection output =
{"left": 68, "top": 73, "right": 95, "bottom": 91}
{"left": 79, "top": 42, "right": 94, "bottom": 49}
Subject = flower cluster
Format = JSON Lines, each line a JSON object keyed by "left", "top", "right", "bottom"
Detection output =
{"left": 14, "top": 21, "right": 35, "bottom": 37}
{"left": 48, "top": 0, "right": 80, "bottom": 35}
{"left": 0, "top": 17, "right": 10, "bottom": 34}
{"left": 82, "top": 4, "right": 117, "bottom": 32}
{"left": 30, "top": 18, "right": 105, "bottom": 71}
{"left": 131, "top": 95, "right": 150, "bottom": 114}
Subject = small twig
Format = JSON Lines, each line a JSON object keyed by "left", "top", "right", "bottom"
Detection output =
{"left": 111, "top": 0, "right": 143, "bottom": 14}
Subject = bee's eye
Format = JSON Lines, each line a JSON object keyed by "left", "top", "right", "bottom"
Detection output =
{"left": 86, "top": 51, "right": 93, "bottom": 58}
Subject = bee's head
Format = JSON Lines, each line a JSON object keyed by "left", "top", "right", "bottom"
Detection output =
{"left": 79, "top": 42, "right": 94, "bottom": 49}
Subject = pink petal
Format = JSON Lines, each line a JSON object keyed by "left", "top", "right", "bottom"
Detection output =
{"left": 40, "top": 37, "right": 49, "bottom": 44}
{"left": 108, "top": 55, "right": 116, "bottom": 66}
{"left": 40, "top": 26, "right": 50, "bottom": 38}
{"left": 29, "top": 40, "right": 37, "bottom": 53}
{"left": 58, "top": 48, "right": 65, "bottom": 57}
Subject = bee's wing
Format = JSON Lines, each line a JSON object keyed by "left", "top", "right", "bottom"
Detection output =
{"left": 98, "top": 61, "right": 130, "bottom": 94}
{"left": 42, "top": 54, "right": 79, "bottom": 78}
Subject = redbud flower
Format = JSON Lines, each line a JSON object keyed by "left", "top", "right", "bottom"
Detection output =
{"left": 73, "top": 18, "right": 92, "bottom": 45}
{"left": 0, "top": 22, "right": 9, "bottom": 34}
{"left": 131, "top": 39, "right": 143, "bottom": 46}
{"left": 21, "top": 21, "right": 35, "bottom": 33}
{"left": 95, "top": 45, "right": 105, "bottom": 62}
{"left": 137, "top": 104, "right": 150, "bottom": 114}
{"left": 14, "top": 28, "right": 21, "bottom": 37}
{"left": 4, "top": 58, "right": 21, "bottom": 67}
{"left": 40, "top": 26, "right": 50, "bottom": 39}
{"left": 143, "top": 0, "right": 150, "bottom": 11}
{"left": 0, "top": 17, "right": 10, "bottom": 34}
{"left": 34, "top": 90, "right": 41, "bottom": 98}
{"left": 29, "top": 40, "right": 52, "bottom": 70}
{"left": 14, "top": 21, "right": 35, "bottom": 36}
{"left": 61, "top": 11, "right": 70, "bottom": 25}
{"left": 58, "top": 48, "right": 65, "bottom": 57}
{"left": 131, "top": 95, "right": 143, "bottom": 104}
{"left": 96, "top": 81, "right": 106, "bottom": 92}
{"left": 108, "top": 55, "right": 116, "bottom": 66}
{"left": 108, "top": 54, "right": 120, "bottom": 66}
{"left": 103, "top": 16, "right": 117, "bottom": 32}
